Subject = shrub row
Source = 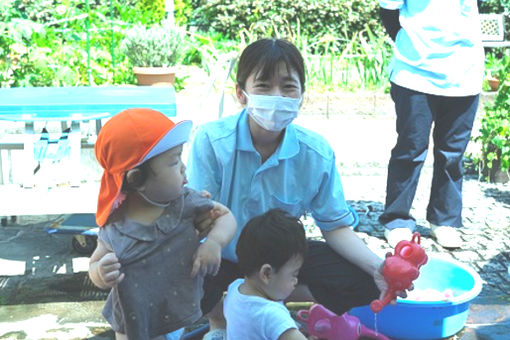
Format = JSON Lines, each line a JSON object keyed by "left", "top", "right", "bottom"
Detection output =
{"left": 191, "top": 0, "right": 382, "bottom": 47}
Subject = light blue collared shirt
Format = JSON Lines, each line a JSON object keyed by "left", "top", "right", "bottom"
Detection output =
{"left": 380, "top": 0, "right": 484, "bottom": 96}
{"left": 187, "top": 111, "right": 354, "bottom": 262}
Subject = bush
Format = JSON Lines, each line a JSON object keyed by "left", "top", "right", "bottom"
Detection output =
{"left": 475, "top": 72, "right": 510, "bottom": 179}
{"left": 191, "top": 0, "right": 382, "bottom": 50}
{"left": 0, "top": 0, "right": 169, "bottom": 86}
{"left": 133, "top": 0, "right": 166, "bottom": 26}
{"left": 175, "top": 0, "right": 193, "bottom": 26}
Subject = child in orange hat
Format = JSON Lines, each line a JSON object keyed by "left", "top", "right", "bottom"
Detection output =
{"left": 88, "top": 108, "right": 236, "bottom": 340}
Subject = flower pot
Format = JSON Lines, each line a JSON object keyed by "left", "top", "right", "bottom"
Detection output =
{"left": 487, "top": 77, "right": 500, "bottom": 91}
{"left": 133, "top": 67, "right": 175, "bottom": 86}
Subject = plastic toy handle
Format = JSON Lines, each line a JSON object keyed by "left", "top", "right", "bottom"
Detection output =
{"left": 411, "top": 232, "right": 421, "bottom": 244}
{"left": 296, "top": 310, "right": 309, "bottom": 323}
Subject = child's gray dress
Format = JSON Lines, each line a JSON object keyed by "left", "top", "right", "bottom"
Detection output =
{"left": 98, "top": 187, "right": 213, "bottom": 339}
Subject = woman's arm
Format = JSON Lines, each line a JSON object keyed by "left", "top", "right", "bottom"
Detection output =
{"left": 322, "top": 227, "right": 386, "bottom": 299}
{"left": 322, "top": 227, "right": 382, "bottom": 275}
{"left": 379, "top": 7, "right": 401, "bottom": 41}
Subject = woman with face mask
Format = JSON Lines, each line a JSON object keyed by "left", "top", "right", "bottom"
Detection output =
{"left": 187, "top": 38, "right": 391, "bottom": 340}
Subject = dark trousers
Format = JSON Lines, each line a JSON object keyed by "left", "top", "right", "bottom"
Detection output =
{"left": 379, "top": 83, "right": 479, "bottom": 230}
{"left": 200, "top": 240, "right": 380, "bottom": 316}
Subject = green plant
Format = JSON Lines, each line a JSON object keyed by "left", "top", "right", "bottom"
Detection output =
{"left": 121, "top": 22, "right": 185, "bottom": 67}
{"left": 474, "top": 72, "right": 510, "bottom": 178}
{"left": 191, "top": 0, "right": 382, "bottom": 52}
{"left": 0, "top": 0, "right": 140, "bottom": 86}
{"left": 134, "top": 0, "right": 166, "bottom": 25}
{"left": 175, "top": 0, "right": 193, "bottom": 26}
{"left": 485, "top": 50, "right": 510, "bottom": 79}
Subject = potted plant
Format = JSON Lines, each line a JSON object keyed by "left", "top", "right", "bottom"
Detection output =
{"left": 121, "top": 22, "right": 184, "bottom": 86}
{"left": 486, "top": 74, "right": 500, "bottom": 91}
{"left": 484, "top": 51, "right": 506, "bottom": 92}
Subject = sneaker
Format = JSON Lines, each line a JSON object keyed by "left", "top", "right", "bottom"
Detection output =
{"left": 384, "top": 227, "right": 413, "bottom": 248}
{"left": 202, "top": 329, "right": 226, "bottom": 340}
{"left": 430, "top": 224, "right": 462, "bottom": 249}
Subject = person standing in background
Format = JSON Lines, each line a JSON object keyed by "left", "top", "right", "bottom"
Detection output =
{"left": 378, "top": 0, "right": 484, "bottom": 248}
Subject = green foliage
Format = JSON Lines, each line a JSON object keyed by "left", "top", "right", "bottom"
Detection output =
{"left": 175, "top": 0, "right": 193, "bottom": 26}
{"left": 299, "top": 26, "right": 392, "bottom": 91}
{"left": 480, "top": 0, "right": 510, "bottom": 12}
{"left": 0, "top": 0, "right": 192, "bottom": 87}
{"left": 191, "top": 0, "right": 382, "bottom": 51}
{"left": 475, "top": 72, "right": 510, "bottom": 175}
{"left": 0, "top": 0, "right": 137, "bottom": 86}
{"left": 121, "top": 22, "right": 185, "bottom": 67}
{"left": 0, "top": 0, "right": 391, "bottom": 91}
{"left": 484, "top": 49, "right": 510, "bottom": 80}
{"left": 135, "top": 0, "right": 166, "bottom": 25}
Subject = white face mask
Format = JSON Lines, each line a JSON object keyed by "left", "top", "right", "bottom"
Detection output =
{"left": 243, "top": 91, "right": 301, "bottom": 132}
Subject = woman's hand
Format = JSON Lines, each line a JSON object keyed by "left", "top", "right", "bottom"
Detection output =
{"left": 194, "top": 191, "right": 228, "bottom": 238}
{"left": 191, "top": 239, "right": 222, "bottom": 278}
{"left": 373, "top": 261, "right": 409, "bottom": 304}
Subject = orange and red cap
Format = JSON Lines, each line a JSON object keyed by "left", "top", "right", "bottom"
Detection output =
{"left": 94, "top": 108, "right": 192, "bottom": 226}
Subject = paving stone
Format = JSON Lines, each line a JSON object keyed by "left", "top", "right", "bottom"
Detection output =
{"left": 479, "top": 272, "right": 505, "bottom": 288}
{"left": 477, "top": 248, "right": 507, "bottom": 259}
{"left": 476, "top": 260, "right": 507, "bottom": 273}
{"left": 430, "top": 252, "right": 456, "bottom": 262}
{"left": 479, "top": 284, "right": 505, "bottom": 296}
{"left": 452, "top": 250, "right": 482, "bottom": 262}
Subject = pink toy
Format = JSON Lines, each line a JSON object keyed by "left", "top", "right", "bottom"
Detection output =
{"left": 370, "top": 232, "right": 428, "bottom": 313}
{"left": 296, "top": 304, "right": 389, "bottom": 340}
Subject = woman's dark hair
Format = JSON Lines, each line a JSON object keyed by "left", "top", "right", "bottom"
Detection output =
{"left": 236, "top": 38, "right": 306, "bottom": 93}
{"left": 236, "top": 208, "right": 307, "bottom": 276}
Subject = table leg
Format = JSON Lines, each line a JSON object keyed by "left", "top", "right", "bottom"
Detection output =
{"left": 22, "top": 122, "right": 36, "bottom": 188}
{"left": 0, "top": 150, "right": 4, "bottom": 185}
{"left": 69, "top": 121, "right": 81, "bottom": 187}
{"left": 95, "top": 119, "right": 102, "bottom": 134}
{"left": 0, "top": 149, "right": 13, "bottom": 185}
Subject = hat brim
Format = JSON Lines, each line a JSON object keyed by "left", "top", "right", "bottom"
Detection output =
{"left": 141, "top": 120, "right": 193, "bottom": 164}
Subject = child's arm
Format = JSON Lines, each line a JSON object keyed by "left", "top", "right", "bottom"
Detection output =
{"left": 278, "top": 329, "right": 314, "bottom": 340}
{"left": 191, "top": 201, "right": 236, "bottom": 277}
{"left": 89, "top": 240, "right": 125, "bottom": 290}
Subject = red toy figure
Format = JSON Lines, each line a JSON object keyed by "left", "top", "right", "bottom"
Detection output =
{"left": 296, "top": 304, "right": 389, "bottom": 340}
{"left": 370, "top": 232, "right": 428, "bottom": 313}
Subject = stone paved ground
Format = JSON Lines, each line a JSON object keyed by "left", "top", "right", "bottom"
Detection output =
{"left": 1, "top": 90, "right": 509, "bottom": 339}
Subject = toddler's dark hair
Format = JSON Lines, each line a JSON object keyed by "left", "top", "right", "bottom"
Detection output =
{"left": 121, "top": 161, "right": 152, "bottom": 192}
{"left": 236, "top": 38, "right": 306, "bottom": 93}
{"left": 236, "top": 209, "right": 307, "bottom": 276}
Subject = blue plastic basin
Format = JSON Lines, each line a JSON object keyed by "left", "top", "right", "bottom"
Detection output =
{"left": 349, "top": 256, "right": 483, "bottom": 340}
